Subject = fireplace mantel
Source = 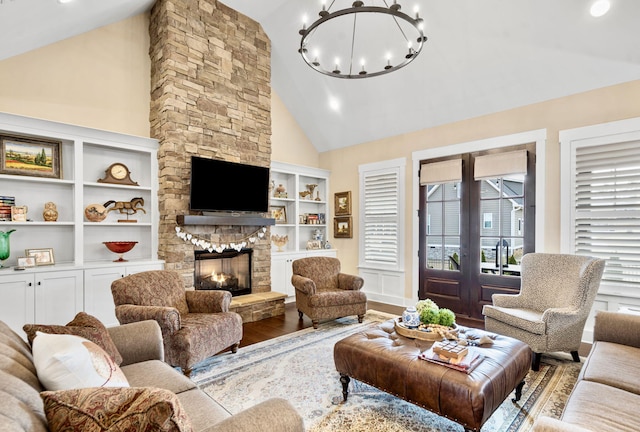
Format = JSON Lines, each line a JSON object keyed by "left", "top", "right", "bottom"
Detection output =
{"left": 177, "top": 215, "right": 276, "bottom": 226}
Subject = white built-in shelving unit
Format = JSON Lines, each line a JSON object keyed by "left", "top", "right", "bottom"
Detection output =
{"left": 0, "top": 112, "right": 163, "bottom": 333}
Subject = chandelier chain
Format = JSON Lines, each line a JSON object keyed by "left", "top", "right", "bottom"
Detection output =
{"left": 349, "top": 12, "right": 358, "bottom": 75}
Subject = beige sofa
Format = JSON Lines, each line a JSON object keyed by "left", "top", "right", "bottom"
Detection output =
{"left": 533, "top": 311, "right": 640, "bottom": 432}
{"left": 0, "top": 319, "right": 304, "bottom": 432}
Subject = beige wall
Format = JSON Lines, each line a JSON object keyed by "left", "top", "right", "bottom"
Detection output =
{"left": 271, "top": 91, "right": 320, "bottom": 168}
{"left": 0, "top": 14, "right": 151, "bottom": 138}
{"left": 320, "top": 80, "right": 640, "bottom": 300}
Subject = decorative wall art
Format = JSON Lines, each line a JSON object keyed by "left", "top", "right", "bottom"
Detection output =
{"left": 0, "top": 135, "right": 62, "bottom": 179}
{"left": 334, "top": 216, "right": 353, "bottom": 238}
{"left": 25, "top": 248, "right": 55, "bottom": 266}
{"left": 334, "top": 191, "right": 351, "bottom": 216}
{"left": 270, "top": 206, "right": 287, "bottom": 224}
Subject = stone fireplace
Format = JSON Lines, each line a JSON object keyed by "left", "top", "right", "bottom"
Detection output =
{"left": 194, "top": 249, "right": 252, "bottom": 296}
{"left": 148, "top": 0, "right": 281, "bottom": 321}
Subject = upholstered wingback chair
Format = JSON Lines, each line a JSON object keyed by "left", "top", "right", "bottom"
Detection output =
{"left": 111, "top": 270, "right": 243, "bottom": 376}
{"left": 291, "top": 257, "right": 367, "bottom": 329}
{"left": 482, "top": 253, "right": 605, "bottom": 370}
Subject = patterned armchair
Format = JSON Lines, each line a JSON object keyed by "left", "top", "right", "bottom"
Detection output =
{"left": 291, "top": 257, "right": 367, "bottom": 329}
{"left": 111, "top": 270, "right": 243, "bottom": 376}
{"left": 482, "top": 253, "right": 605, "bottom": 370}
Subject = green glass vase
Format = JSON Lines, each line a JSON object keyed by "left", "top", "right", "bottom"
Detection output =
{"left": 0, "top": 229, "right": 16, "bottom": 267}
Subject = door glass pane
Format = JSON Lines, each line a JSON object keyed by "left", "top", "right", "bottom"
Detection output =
{"left": 428, "top": 184, "right": 443, "bottom": 200}
{"left": 480, "top": 200, "right": 498, "bottom": 233}
{"left": 502, "top": 174, "right": 525, "bottom": 198}
{"left": 480, "top": 178, "right": 501, "bottom": 199}
{"left": 444, "top": 201, "right": 460, "bottom": 235}
{"left": 426, "top": 202, "right": 443, "bottom": 235}
{"left": 480, "top": 237, "right": 500, "bottom": 273}
{"left": 445, "top": 237, "right": 460, "bottom": 271}
{"left": 426, "top": 236, "right": 444, "bottom": 270}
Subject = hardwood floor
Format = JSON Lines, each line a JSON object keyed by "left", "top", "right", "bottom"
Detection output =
{"left": 240, "top": 301, "right": 405, "bottom": 348}
{"left": 241, "top": 301, "right": 592, "bottom": 357}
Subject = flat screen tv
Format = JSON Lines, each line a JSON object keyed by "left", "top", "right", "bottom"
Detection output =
{"left": 190, "top": 156, "right": 270, "bottom": 213}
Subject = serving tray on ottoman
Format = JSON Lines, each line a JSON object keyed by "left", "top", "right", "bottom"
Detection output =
{"left": 333, "top": 319, "right": 532, "bottom": 432}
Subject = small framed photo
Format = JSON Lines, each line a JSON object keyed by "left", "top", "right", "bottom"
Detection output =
{"left": 270, "top": 206, "right": 287, "bottom": 224}
{"left": 17, "top": 256, "right": 36, "bottom": 267}
{"left": 11, "top": 205, "right": 28, "bottom": 222}
{"left": 25, "top": 248, "right": 55, "bottom": 266}
{"left": 306, "top": 240, "right": 323, "bottom": 250}
{"left": 334, "top": 191, "right": 351, "bottom": 216}
{"left": 334, "top": 216, "right": 353, "bottom": 238}
{"left": 0, "top": 135, "right": 62, "bottom": 179}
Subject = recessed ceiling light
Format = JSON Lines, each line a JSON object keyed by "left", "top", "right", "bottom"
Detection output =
{"left": 590, "top": 0, "right": 611, "bottom": 17}
{"left": 328, "top": 97, "right": 340, "bottom": 112}
{"left": 58, "top": 0, "right": 74, "bottom": 4}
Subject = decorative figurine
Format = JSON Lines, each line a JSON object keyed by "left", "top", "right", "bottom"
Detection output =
{"left": 275, "top": 184, "right": 287, "bottom": 198}
{"left": 103, "top": 197, "right": 146, "bottom": 223}
{"left": 43, "top": 202, "right": 58, "bottom": 222}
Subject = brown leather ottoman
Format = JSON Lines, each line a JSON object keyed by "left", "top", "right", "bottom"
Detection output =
{"left": 334, "top": 319, "right": 532, "bottom": 432}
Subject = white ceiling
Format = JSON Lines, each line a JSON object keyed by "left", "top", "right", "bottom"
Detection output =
{"left": 1, "top": 0, "right": 639, "bottom": 152}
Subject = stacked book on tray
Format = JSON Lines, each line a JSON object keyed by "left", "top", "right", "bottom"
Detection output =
{"left": 419, "top": 341, "right": 483, "bottom": 373}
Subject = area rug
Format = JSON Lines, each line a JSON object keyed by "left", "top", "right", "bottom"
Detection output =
{"left": 192, "top": 311, "right": 581, "bottom": 432}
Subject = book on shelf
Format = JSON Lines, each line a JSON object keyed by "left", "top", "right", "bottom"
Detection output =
{"left": 419, "top": 344, "right": 483, "bottom": 373}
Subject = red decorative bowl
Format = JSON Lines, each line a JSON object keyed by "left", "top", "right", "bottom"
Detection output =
{"left": 103, "top": 241, "right": 138, "bottom": 261}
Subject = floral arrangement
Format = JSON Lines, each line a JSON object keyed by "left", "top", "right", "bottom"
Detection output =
{"left": 415, "top": 298, "right": 456, "bottom": 327}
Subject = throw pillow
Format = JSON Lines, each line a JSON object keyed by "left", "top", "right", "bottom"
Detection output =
{"left": 42, "top": 387, "right": 192, "bottom": 432}
{"left": 32, "top": 332, "right": 129, "bottom": 391}
{"left": 23, "top": 312, "right": 123, "bottom": 365}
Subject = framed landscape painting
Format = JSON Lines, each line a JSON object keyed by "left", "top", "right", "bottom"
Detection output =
{"left": 334, "top": 216, "right": 353, "bottom": 238}
{"left": 334, "top": 191, "right": 351, "bottom": 216}
{"left": 0, "top": 135, "right": 62, "bottom": 179}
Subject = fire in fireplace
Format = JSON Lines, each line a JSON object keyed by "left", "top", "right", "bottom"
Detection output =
{"left": 194, "top": 249, "right": 252, "bottom": 296}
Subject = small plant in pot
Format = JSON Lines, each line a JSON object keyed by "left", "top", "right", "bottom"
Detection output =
{"left": 416, "top": 298, "right": 456, "bottom": 328}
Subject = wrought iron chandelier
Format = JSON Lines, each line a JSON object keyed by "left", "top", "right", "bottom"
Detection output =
{"left": 298, "top": 0, "right": 427, "bottom": 79}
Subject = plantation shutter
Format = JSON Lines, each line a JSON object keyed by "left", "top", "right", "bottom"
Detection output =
{"left": 362, "top": 168, "right": 400, "bottom": 266}
{"left": 574, "top": 140, "right": 640, "bottom": 287}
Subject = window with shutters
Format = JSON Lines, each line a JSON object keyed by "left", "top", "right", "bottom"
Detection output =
{"left": 358, "top": 158, "right": 405, "bottom": 271}
{"left": 561, "top": 127, "right": 640, "bottom": 293}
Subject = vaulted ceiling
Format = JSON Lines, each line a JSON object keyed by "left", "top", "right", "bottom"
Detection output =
{"left": 1, "top": 0, "right": 638, "bottom": 152}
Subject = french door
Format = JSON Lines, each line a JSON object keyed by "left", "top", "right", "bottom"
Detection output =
{"left": 418, "top": 145, "right": 536, "bottom": 322}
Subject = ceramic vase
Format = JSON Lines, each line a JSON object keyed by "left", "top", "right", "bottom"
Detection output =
{"left": 0, "top": 229, "right": 16, "bottom": 268}
{"left": 402, "top": 306, "right": 420, "bottom": 328}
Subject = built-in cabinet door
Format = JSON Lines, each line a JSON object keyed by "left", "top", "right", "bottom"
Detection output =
{"left": 0, "top": 273, "right": 35, "bottom": 336}
{"left": 271, "top": 253, "right": 297, "bottom": 297}
{"left": 84, "top": 267, "right": 126, "bottom": 328}
{"left": 84, "top": 263, "right": 164, "bottom": 327}
{"left": 34, "top": 270, "right": 84, "bottom": 326}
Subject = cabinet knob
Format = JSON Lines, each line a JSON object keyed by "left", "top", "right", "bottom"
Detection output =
{"left": 37, "top": 281, "right": 41, "bottom": 285}
{"left": 28, "top": 282, "right": 32, "bottom": 286}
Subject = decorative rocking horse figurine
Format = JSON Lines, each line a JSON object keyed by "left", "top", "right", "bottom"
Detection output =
{"left": 103, "top": 197, "right": 146, "bottom": 223}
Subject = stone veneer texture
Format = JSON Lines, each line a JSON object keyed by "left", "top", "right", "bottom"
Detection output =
{"left": 149, "top": 0, "right": 272, "bottom": 292}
